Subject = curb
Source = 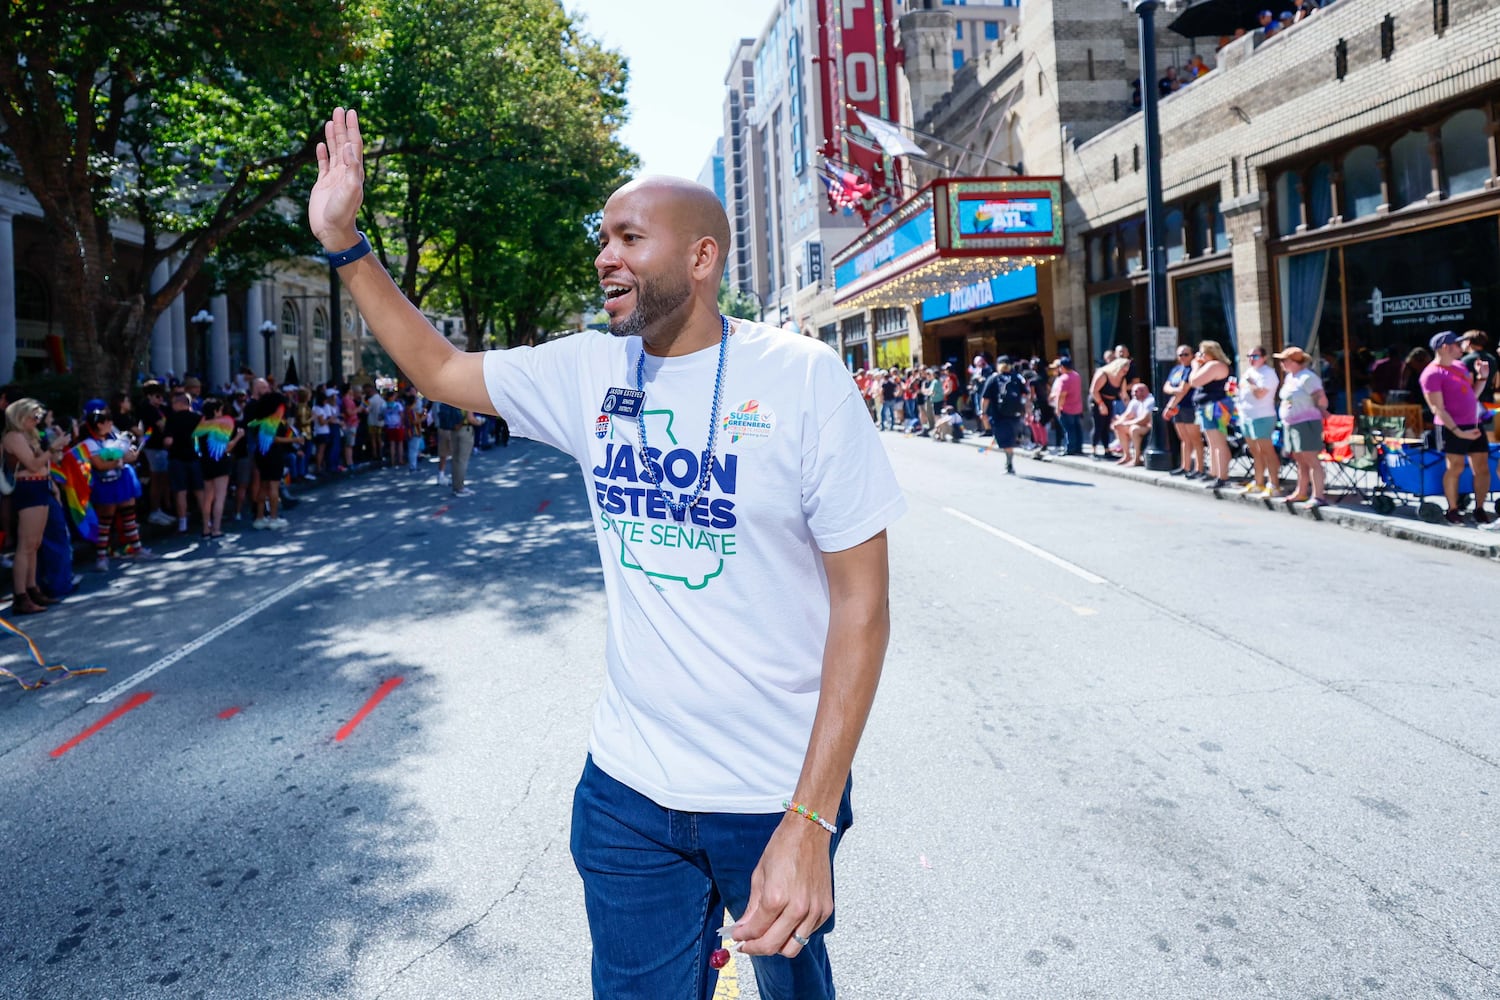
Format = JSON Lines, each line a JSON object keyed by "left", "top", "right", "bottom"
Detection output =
{"left": 940, "top": 431, "right": 1500, "bottom": 562}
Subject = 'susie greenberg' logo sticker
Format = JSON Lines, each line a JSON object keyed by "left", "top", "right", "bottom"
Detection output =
{"left": 723, "top": 400, "right": 775, "bottom": 446}
{"left": 595, "top": 414, "right": 610, "bottom": 439}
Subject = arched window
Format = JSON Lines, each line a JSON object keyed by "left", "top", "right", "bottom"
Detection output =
{"left": 1389, "top": 131, "right": 1431, "bottom": 209}
{"left": 280, "top": 300, "right": 300, "bottom": 344}
{"left": 1274, "top": 170, "right": 1302, "bottom": 236}
{"left": 1165, "top": 208, "right": 1185, "bottom": 264}
{"left": 1342, "top": 145, "right": 1382, "bottom": 219}
{"left": 1192, "top": 202, "right": 1214, "bottom": 255}
{"left": 16, "top": 271, "right": 48, "bottom": 322}
{"left": 1306, "top": 162, "right": 1333, "bottom": 228}
{"left": 1442, "top": 108, "right": 1491, "bottom": 197}
{"left": 313, "top": 307, "right": 329, "bottom": 342}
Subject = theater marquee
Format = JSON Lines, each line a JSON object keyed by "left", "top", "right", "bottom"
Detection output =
{"left": 831, "top": 178, "right": 1065, "bottom": 308}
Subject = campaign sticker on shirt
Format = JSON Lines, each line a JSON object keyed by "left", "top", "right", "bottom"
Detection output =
{"left": 594, "top": 414, "right": 610, "bottom": 439}
{"left": 722, "top": 400, "right": 775, "bottom": 447}
{"left": 601, "top": 387, "right": 645, "bottom": 418}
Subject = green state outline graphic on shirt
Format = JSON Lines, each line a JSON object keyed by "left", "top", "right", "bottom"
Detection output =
{"left": 597, "top": 407, "right": 737, "bottom": 591}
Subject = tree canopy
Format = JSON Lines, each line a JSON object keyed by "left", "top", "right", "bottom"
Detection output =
{"left": 0, "top": 0, "right": 635, "bottom": 394}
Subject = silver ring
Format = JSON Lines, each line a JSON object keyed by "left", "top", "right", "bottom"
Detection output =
{"left": 792, "top": 933, "right": 810, "bottom": 947}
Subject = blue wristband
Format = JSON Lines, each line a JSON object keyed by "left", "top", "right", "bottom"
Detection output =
{"left": 327, "top": 231, "right": 372, "bottom": 268}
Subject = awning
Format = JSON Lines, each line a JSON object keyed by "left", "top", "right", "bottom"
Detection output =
{"left": 830, "top": 177, "right": 1064, "bottom": 309}
{"left": 1167, "top": 0, "right": 1268, "bottom": 38}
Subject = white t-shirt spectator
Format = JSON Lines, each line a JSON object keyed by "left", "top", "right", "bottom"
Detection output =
{"left": 365, "top": 393, "right": 385, "bottom": 427}
{"left": 311, "top": 402, "right": 335, "bottom": 436}
{"left": 1119, "top": 392, "right": 1156, "bottom": 423}
{"left": 1239, "top": 364, "right": 1280, "bottom": 420}
{"left": 482, "top": 322, "right": 905, "bottom": 812}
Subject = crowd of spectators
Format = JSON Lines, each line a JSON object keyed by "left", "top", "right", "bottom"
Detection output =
{"left": 0, "top": 367, "right": 505, "bottom": 617}
{"left": 859, "top": 325, "right": 1498, "bottom": 530}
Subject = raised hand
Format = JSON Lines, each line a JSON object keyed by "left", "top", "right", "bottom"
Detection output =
{"left": 310, "top": 107, "right": 366, "bottom": 252}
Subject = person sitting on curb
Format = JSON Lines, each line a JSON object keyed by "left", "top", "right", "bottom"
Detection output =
{"left": 931, "top": 405, "right": 964, "bottom": 442}
{"left": 1421, "top": 330, "right": 1493, "bottom": 526}
{"left": 1111, "top": 381, "right": 1155, "bottom": 466}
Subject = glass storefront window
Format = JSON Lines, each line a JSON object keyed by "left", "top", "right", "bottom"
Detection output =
{"left": 1389, "top": 130, "right": 1431, "bottom": 209}
{"left": 1307, "top": 163, "right": 1334, "bottom": 228}
{"left": 1274, "top": 170, "right": 1302, "bottom": 236}
{"left": 1088, "top": 291, "right": 1133, "bottom": 360}
{"left": 1343, "top": 145, "right": 1382, "bottom": 219}
{"left": 1165, "top": 208, "right": 1185, "bottom": 264}
{"left": 1101, "top": 230, "right": 1117, "bottom": 279}
{"left": 1441, "top": 109, "right": 1491, "bottom": 198}
{"left": 1173, "top": 269, "right": 1236, "bottom": 357}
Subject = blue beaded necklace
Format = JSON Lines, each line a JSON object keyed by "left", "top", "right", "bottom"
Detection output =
{"left": 634, "top": 314, "right": 730, "bottom": 518}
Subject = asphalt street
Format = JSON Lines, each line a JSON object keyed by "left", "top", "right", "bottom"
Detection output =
{"left": 1, "top": 431, "right": 1496, "bottom": 1000}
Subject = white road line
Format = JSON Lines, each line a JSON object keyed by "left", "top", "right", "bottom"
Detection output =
{"left": 86, "top": 564, "right": 341, "bottom": 705}
{"left": 943, "top": 507, "right": 1107, "bottom": 585}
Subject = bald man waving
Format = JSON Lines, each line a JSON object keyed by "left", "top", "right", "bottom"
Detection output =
{"left": 311, "top": 108, "right": 904, "bottom": 1000}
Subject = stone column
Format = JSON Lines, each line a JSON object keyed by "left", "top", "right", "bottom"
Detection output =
{"left": 170, "top": 261, "right": 188, "bottom": 378}
{"left": 150, "top": 259, "right": 173, "bottom": 378}
{"left": 245, "top": 281, "right": 265, "bottom": 377}
{"left": 210, "top": 293, "right": 230, "bottom": 388}
{"left": 0, "top": 208, "right": 16, "bottom": 384}
{"left": 1219, "top": 190, "right": 1273, "bottom": 364}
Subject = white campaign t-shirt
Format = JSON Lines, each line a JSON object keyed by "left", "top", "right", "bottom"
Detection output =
{"left": 483, "top": 322, "right": 905, "bottom": 812}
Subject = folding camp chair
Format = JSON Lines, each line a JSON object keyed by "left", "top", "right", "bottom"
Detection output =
{"left": 1360, "top": 414, "right": 1421, "bottom": 514}
{"left": 1320, "top": 415, "right": 1362, "bottom": 504}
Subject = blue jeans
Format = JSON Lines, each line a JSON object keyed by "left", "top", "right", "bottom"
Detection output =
{"left": 1060, "top": 413, "right": 1084, "bottom": 455}
{"left": 570, "top": 757, "right": 852, "bottom": 1000}
{"left": 879, "top": 400, "right": 896, "bottom": 429}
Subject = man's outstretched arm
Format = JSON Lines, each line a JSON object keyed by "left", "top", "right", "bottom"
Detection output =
{"left": 309, "top": 108, "right": 493, "bottom": 415}
{"left": 733, "top": 529, "right": 891, "bottom": 958}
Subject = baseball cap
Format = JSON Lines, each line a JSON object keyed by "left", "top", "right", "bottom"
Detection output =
{"left": 997, "top": 354, "right": 1012, "bottom": 365}
{"left": 1273, "top": 346, "right": 1310, "bottom": 363}
{"left": 1430, "top": 331, "right": 1461, "bottom": 351}
{"left": 1258, "top": 8, "right": 1272, "bottom": 15}
{"left": 325, "top": 388, "right": 338, "bottom": 397}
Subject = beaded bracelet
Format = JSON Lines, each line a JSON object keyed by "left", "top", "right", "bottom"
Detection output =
{"left": 783, "top": 800, "right": 837, "bottom": 835}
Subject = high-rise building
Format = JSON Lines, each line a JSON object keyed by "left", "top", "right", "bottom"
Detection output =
{"left": 697, "top": 137, "right": 727, "bottom": 209}
{"left": 726, "top": 0, "right": 1027, "bottom": 369}
{"left": 723, "top": 39, "right": 760, "bottom": 301}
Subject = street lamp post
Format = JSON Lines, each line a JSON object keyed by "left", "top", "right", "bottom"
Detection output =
{"left": 739, "top": 286, "right": 766, "bottom": 323}
{"left": 190, "top": 308, "right": 214, "bottom": 381}
{"left": 1132, "top": 0, "right": 1174, "bottom": 472}
{"left": 258, "top": 320, "right": 276, "bottom": 378}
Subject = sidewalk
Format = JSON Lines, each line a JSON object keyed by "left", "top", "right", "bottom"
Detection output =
{"left": 944, "top": 431, "right": 1500, "bottom": 562}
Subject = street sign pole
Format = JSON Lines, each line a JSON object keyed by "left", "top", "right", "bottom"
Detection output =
{"left": 1134, "top": 0, "right": 1175, "bottom": 471}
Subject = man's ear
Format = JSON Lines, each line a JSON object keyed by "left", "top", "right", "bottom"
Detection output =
{"left": 689, "top": 236, "right": 721, "bottom": 280}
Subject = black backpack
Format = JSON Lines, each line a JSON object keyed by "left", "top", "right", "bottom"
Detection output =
{"left": 990, "top": 374, "right": 1026, "bottom": 419}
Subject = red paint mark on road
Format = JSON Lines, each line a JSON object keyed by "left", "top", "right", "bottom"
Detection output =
{"left": 536, "top": 499, "right": 551, "bottom": 514}
{"left": 334, "top": 677, "right": 404, "bottom": 743}
{"left": 50, "top": 691, "right": 154, "bottom": 758}
{"left": 431, "top": 505, "right": 450, "bottom": 518}
{"left": 218, "top": 706, "right": 242, "bottom": 720}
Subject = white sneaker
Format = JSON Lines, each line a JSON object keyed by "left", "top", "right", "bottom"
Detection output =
{"left": 252, "top": 518, "right": 269, "bottom": 530}
{"left": 436, "top": 472, "right": 451, "bottom": 485}
{"left": 147, "top": 510, "right": 174, "bottom": 527}
{"left": 267, "top": 517, "right": 289, "bottom": 530}
{"left": 452, "top": 487, "right": 475, "bottom": 498}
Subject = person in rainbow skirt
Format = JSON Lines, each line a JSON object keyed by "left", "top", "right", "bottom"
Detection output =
{"left": 79, "top": 404, "right": 150, "bottom": 571}
{"left": 193, "top": 398, "right": 243, "bottom": 540}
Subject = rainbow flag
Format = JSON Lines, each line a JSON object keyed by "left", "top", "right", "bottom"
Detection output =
{"left": 193, "top": 416, "right": 236, "bottom": 461}
{"left": 51, "top": 444, "right": 99, "bottom": 543}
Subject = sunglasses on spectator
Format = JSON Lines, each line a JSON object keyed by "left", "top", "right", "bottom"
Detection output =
{"left": 1248, "top": 352, "right": 1264, "bottom": 358}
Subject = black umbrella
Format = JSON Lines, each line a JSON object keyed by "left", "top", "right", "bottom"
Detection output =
{"left": 1168, "top": 0, "right": 1270, "bottom": 37}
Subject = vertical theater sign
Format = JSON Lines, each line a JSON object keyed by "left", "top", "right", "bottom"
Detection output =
{"left": 817, "top": 0, "right": 904, "bottom": 222}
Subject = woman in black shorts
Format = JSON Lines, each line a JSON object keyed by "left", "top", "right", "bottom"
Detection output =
{"left": 2, "top": 398, "right": 69, "bottom": 614}
{"left": 193, "top": 398, "right": 242, "bottom": 540}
